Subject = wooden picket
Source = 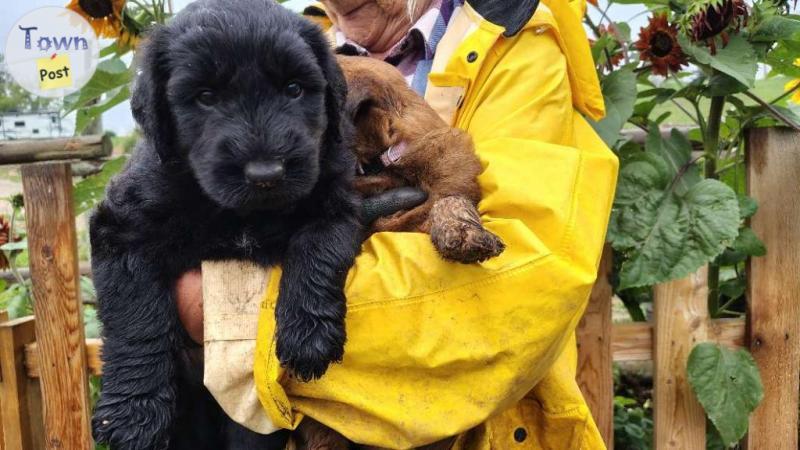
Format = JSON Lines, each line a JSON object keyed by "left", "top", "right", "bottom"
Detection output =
{"left": 0, "top": 128, "right": 796, "bottom": 449}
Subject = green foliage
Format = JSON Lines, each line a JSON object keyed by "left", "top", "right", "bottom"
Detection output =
{"left": 590, "top": 66, "right": 638, "bottom": 146}
{"left": 678, "top": 35, "right": 758, "bottom": 88}
{"left": 608, "top": 129, "right": 740, "bottom": 289}
{"left": 688, "top": 343, "right": 764, "bottom": 447}
{"left": 64, "top": 58, "right": 134, "bottom": 134}
{"left": 74, "top": 156, "right": 128, "bottom": 215}
{"left": 614, "top": 396, "right": 653, "bottom": 450}
{"left": 584, "top": 0, "right": 800, "bottom": 440}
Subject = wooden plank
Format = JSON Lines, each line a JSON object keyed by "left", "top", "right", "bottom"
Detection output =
{"left": 612, "top": 318, "right": 746, "bottom": 362}
{"left": 746, "top": 128, "right": 800, "bottom": 449}
{"left": 0, "top": 135, "right": 111, "bottom": 165}
{"left": 576, "top": 246, "right": 613, "bottom": 446}
{"left": 21, "top": 320, "right": 748, "bottom": 378}
{"left": 26, "top": 378, "right": 44, "bottom": 450}
{"left": 0, "top": 315, "right": 36, "bottom": 450}
{"left": 25, "top": 339, "right": 102, "bottom": 378}
{"left": 0, "top": 310, "right": 8, "bottom": 450}
{"left": 20, "top": 163, "right": 92, "bottom": 450}
{"left": 653, "top": 267, "right": 708, "bottom": 450}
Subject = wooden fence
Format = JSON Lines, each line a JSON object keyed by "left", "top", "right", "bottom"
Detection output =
{"left": 0, "top": 128, "right": 796, "bottom": 449}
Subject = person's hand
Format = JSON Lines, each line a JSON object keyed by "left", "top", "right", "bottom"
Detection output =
{"left": 175, "top": 269, "right": 203, "bottom": 344}
{"left": 174, "top": 187, "right": 428, "bottom": 344}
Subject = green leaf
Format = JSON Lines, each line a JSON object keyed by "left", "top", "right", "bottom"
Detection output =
{"left": 688, "top": 343, "right": 763, "bottom": 447}
{"left": 679, "top": 34, "right": 757, "bottom": 88}
{"left": 645, "top": 126, "right": 700, "bottom": 196}
{"left": 0, "top": 283, "right": 32, "bottom": 319}
{"left": 609, "top": 162, "right": 740, "bottom": 289}
{"left": 0, "top": 239, "right": 27, "bottom": 252}
{"left": 750, "top": 15, "right": 800, "bottom": 43}
{"left": 705, "top": 72, "right": 748, "bottom": 97}
{"left": 63, "top": 58, "right": 132, "bottom": 114}
{"left": 732, "top": 227, "right": 766, "bottom": 257}
{"left": 75, "top": 86, "right": 131, "bottom": 134}
{"left": 83, "top": 306, "right": 102, "bottom": 339}
{"left": 589, "top": 66, "right": 638, "bottom": 146}
{"left": 737, "top": 195, "right": 758, "bottom": 219}
{"left": 719, "top": 277, "right": 745, "bottom": 300}
{"left": 73, "top": 157, "right": 128, "bottom": 215}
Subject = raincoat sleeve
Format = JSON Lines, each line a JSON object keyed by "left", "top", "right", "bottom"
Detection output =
{"left": 253, "top": 8, "right": 618, "bottom": 448}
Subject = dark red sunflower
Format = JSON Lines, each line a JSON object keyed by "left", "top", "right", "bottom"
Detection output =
{"left": 0, "top": 216, "right": 10, "bottom": 271}
{"left": 689, "top": 0, "right": 749, "bottom": 42}
{"left": 635, "top": 14, "right": 689, "bottom": 76}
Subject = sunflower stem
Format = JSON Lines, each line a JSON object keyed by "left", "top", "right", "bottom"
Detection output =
{"left": 704, "top": 94, "right": 725, "bottom": 316}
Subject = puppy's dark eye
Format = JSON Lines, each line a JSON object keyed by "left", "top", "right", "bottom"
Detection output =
{"left": 285, "top": 82, "right": 303, "bottom": 98}
{"left": 197, "top": 90, "right": 218, "bottom": 107}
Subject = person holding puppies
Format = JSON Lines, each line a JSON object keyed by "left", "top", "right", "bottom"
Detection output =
{"left": 177, "top": 0, "right": 618, "bottom": 448}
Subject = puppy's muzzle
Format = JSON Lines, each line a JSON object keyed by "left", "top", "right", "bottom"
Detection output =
{"left": 245, "top": 161, "right": 285, "bottom": 188}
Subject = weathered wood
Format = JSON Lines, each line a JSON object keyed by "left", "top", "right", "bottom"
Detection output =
{"left": 576, "top": 246, "right": 613, "bottom": 446}
{"left": 0, "top": 315, "right": 36, "bottom": 450}
{"left": 612, "top": 318, "right": 746, "bottom": 362}
{"left": 0, "top": 310, "right": 8, "bottom": 450}
{"left": 20, "top": 320, "right": 747, "bottom": 378}
{"left": 0, "top": 135, "right": 111, "bottom": 165}
{"left": 653, "top": 267, "right": 708, "bottom": 450}
{"left": 20, "top": 163, "right": 92, "bottom": 449}
{"left": 26, "top": 377, "right": 44, "bottom": 450}
{"left": 0, "top": 262, "right": 92, "bottom": 284}
{"left": 25, "top": 339, "right": 102, "bottom": 378}
{"left": 746, "top": 128, "right": 800, "bottom": 450}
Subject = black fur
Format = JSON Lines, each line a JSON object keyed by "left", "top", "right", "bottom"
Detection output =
{"left": 90, "top": 0, "right": 362, "bottom": 448}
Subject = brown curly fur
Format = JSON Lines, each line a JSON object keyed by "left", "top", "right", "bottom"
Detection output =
{"left": 339, "top": 55, "right": 504, "bottom": 263}
{"left": 289, "top": 56, "right": 505, "bottom": 450}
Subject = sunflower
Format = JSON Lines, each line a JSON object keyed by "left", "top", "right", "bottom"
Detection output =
{"left": 67, "top": 0, "right": 127, "bottom": 38}
{"left": 635, "top": 14, "right": 688, "bottom": 76}
{"left": 0, "top": 216, "right": 10, "bottom": 271}
{"left": 686, "top": 0, "right": 748, "bottom": 53}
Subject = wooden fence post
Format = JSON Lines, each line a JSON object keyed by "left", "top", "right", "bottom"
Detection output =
{"left": 746, "top": 128, "right": 800, "bottom": 449}
{"left": 577, "top": 246, "right": 614, "bottom": 446}
{"left": 20, "top": 163, "right": 92, "bottom": 450}
{"left": 0, "top": 315, "right": 39, "bottom": 450}
{"left": 653, "top": 267, "right": 708, "bottom": 450}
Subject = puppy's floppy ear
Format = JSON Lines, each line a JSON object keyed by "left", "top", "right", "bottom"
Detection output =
{"left": 131, "top": 26, "right": 176, "bottom": 163}
{"left": 299, "top": 23, "right": 347, "bottom": 150}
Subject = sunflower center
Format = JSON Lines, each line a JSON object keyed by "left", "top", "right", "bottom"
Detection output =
{"left": 650, "top": 31, "right": 674, "bottom": 58}
{"left": 78, "top": 0, "right": 114, "bottom": 18}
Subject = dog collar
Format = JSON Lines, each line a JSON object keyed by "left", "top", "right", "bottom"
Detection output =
{"left": 380, "top": 141, "right": 408, "bottom": 167}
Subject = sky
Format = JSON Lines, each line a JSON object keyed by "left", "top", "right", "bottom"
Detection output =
{"left": 1, "top": 0, "right": 646, "bottom": 135}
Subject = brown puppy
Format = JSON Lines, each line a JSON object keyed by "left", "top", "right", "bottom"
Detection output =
{"left": 338, "top": 55, "right": 504, "bottom": 263}
{"left": 290, "top": 56, "right": 505, "bottom": 449}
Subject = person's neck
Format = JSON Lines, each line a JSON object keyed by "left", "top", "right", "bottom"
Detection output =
{"left": 365, "top": 0, "right": 435, "bottom": 58}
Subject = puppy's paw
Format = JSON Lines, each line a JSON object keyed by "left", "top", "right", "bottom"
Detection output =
{"left": 429, "top": 196, "right": 505, "bottom": 263}
{"left": 92, "top": 390, "right": 174, "bottom": 450}
{"left": 276, "top": 318, "right": 346, "bottom": 382}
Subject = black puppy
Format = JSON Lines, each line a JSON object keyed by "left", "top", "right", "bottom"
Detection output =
{"left": 90, "top": 0, "right": 363, "bottom": 448}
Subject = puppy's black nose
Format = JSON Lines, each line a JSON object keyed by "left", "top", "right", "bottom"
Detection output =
{"left": 245, "top": 161, "right": 285, "bottom": 187}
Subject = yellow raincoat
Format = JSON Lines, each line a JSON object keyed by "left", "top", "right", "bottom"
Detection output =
{"left": 254, "top": 0, "right": 618, "bottom": 448}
